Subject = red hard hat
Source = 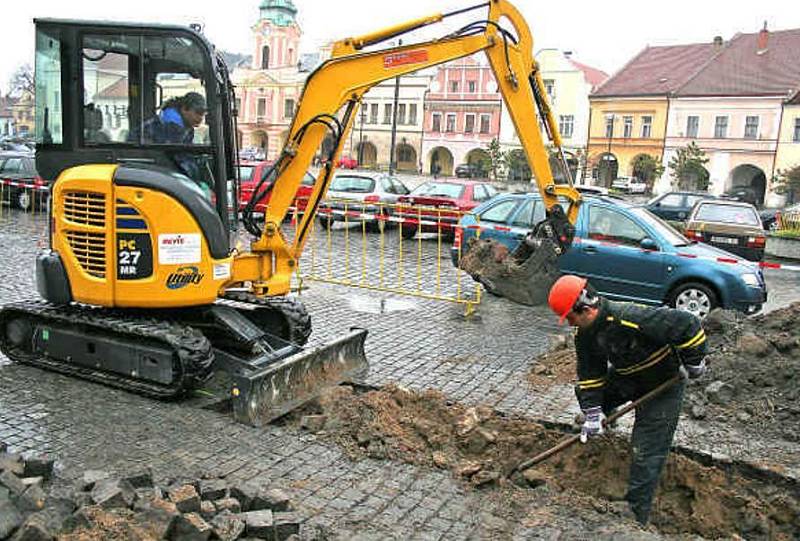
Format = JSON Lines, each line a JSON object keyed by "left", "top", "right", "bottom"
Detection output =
{"left": 548, "top": 275, "right": 588, "bottom": 324}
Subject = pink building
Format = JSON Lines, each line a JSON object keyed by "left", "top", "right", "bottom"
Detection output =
{"left": 232, "top": 0, "right": 305, "bottom": 161}
{"left": 422, "top": 56, "right": 501, "bottom": 176}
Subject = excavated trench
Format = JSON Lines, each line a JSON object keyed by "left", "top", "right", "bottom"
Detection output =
{"left": 285, "top": 383, "right": 799, "bottom": 540}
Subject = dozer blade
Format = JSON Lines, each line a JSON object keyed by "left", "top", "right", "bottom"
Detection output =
{"left": 220, "top": 328, "right": 368, "bottom": 426}
{"left": 459, "top": 236, "right": 562, "bottom": 306}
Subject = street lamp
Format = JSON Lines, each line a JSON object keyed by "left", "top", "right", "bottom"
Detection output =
{"left": 604, "top": 113, "right": 616, "bottom": 186}
{"left": 358, "top": 108, "right": 366, "bottom": 165}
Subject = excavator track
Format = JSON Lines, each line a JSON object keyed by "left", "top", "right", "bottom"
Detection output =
{"left": 0, "top": 300, "right": 214, "bottom": 399}
{"left": 220, "top": 292, "right": 312, "bottom": 346}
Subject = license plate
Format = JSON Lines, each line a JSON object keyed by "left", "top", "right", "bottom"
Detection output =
{"left": 710, "top": 236, "right": 738, "bottom": 245}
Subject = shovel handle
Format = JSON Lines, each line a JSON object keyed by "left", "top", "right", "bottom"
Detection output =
{"left": 512, "top": 374, "right": 683, "bottom": 474}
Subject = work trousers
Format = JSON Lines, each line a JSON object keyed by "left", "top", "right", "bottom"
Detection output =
{"left": 601, "top": 374, "right": 686, "bottom": 525}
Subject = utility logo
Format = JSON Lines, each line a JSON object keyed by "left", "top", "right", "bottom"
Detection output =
{"left": 383, "top": 50, "right": 428, "bottom": 68}
{"left": 166, "top": 266, "right": 204, "bottom": 289}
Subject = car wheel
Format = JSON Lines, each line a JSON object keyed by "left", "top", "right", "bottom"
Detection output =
{"left": 668, "top": 282, "right": 717, "bottom": 319}
{"left": 768, "top": 220, "right": 779, "bottom": 232}
{"left": 317, "top": 215, "right": 333, "bottom": 230}
{"left": 400, "top": 224, "right": 417, "bottom": 240}
{"left": 16, "top": 190, "right": 31, "bottom": 211}
{"left": 365, "top": 218, "right": 386, "bottom": 233}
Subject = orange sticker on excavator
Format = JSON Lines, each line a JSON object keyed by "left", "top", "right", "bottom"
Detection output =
{"left": 383, "top": 50, "right": 429, "bottom": 68}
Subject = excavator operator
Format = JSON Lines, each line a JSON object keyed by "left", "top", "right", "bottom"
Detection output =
{"left": 547, "top": 275, "right": 708, "bottom": 525}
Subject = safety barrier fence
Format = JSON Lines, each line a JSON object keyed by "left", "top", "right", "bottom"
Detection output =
{"left": 0, "top": 179, "right": 49, "bottom": 219}
{"left": 775, "top": 211, "right": 800, "bottom": 233}
{"left": 290, "top": 197, "right": 484, "bottom": 315}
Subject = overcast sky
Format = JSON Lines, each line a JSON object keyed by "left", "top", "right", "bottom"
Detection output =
{"left": 3, "top": 0, "right": 799, "bottom": 92}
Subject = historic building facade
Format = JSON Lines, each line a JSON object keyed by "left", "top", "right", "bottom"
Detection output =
{"left": 421, "top": 56, "right": 501, "bottom": 177}
{"left": 232, "top": 0, "right": 305, "bottom": 161}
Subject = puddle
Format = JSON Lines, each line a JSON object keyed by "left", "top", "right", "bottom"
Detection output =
{"left": 347, "top": 294, "right": 417, "bottom": 314}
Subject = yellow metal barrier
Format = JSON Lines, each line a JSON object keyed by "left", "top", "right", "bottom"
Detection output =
{"left": 294, "top": 196, "right": 482, "bottom": 315}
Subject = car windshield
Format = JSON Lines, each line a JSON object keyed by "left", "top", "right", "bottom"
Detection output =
{"left": 630, "top": 207, "right": 691, "bottom": 246}
{"left": 412, "top": 182, "right": 465, "bottom": 198}
{"left": 694, "top": 203, "right": 760, "bottom": 226}
{"left": 330, "top": 175, "right": 375, "bottom": 192}
{"left": 238, "top": 166, "right": 255, "bottom": 182}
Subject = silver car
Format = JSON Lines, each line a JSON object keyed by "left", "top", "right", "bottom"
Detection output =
{"left": 319, "top": 172, "right": 410, "bottom": 232}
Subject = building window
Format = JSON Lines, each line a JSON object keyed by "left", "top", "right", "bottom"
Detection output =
{"left": 383, "top": 104, "right": 392, "bottom": 124}
{"left": 465, "top": 114, "right": 475, "bottom": 133}
{"left": 794, "top": 118, "right": 800, "bottom": 142}
{"left": 261, "top": 45, "right": 269, "bottom": 70}
{"left": 544, "top": 79, "right": 555, "bottom": 101}
{"left": 641, "top": 116, "right": 652, "bottom": 138}
{"left": 468, "top": 80, "right": 476, "bottom": 93}
{"left": 559, "top": 115, "right": 574, "bottom": 138}
{"left": 714, "top": 116, "right": 728, "bottom": 138}
{"left": 432, "top": 113, "right": 442, "bottom": 132}
{"left": 450, "top": 81, "right": 459, "bottom": 92}
{"left": 284, "top": 98, "right": 295, "bottom": 119}
{"left": 744, "top": 115, "right": 759, "bottom": 139}
{"left": 686, "top": 115, "right": 699, "bottom": 138}
{"left": 446, "top": 113, "right": 456, "bottom": 132}
{"left": 370, "top": 103, "right": 378, "bottom": 124}
{"left": 409, "top": 104, "right": 417, "bottom": 125}
{"left": 397, "top": 103, "right": 406, "bottom": 125}
{"left": 605, "top": 116, "right": 614, "bottom": 138}
{"left": 479, "top": 114, "right": 491, "bottom": 134}
{"left": 623, "top": 116, "right": 633, "bottom": 138}
{"left": 257, "top": 98, "right": 267, "bottom": 119}
{"left": 234, "top": 98, "right": 242, "bottom": 115}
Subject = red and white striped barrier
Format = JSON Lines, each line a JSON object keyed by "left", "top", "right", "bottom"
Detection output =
{"left": 0, "top": 179, "right": 49, "bottom": 191}
{"left": 317, "top": 206, "right": 460, "bottom": 229}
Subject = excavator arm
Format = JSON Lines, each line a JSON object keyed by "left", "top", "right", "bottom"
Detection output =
{"left": 235, "top": 0, "right": 581, "bottom": 297}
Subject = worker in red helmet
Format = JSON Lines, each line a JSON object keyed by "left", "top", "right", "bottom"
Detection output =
{"left": 547, "top": 274, "right": 708, "bottom": 526}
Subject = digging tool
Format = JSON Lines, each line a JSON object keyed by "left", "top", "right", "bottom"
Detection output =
{"left": 511, "top": 373, "right": 683, "bottom": 475}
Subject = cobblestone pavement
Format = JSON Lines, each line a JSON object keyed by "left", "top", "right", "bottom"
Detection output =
{"left": 1, "top": 209, "right": 798, "bottom": 538}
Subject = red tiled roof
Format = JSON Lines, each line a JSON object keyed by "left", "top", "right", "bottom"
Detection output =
{"left": 592, "top": 42, "right": 721, "bottom": 97}
{"left": 568, "top": 59, "right": 608, "bottom": 90}
{"left": 94, "top": 78, "right": 128, "bottom": 100}
{"left": 677, "top": 28, "right": 800, "bottom": 97}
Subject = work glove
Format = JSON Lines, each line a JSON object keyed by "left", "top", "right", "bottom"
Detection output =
{"left": 580, "top": 406, "right": 605, "bottom": 443}
{"left": 680, "top": 360, "right": 707, "bottom": 380}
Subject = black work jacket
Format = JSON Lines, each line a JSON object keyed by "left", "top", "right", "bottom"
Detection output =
{"left": 574, "top": 299, "right": 707, "bottom": 410}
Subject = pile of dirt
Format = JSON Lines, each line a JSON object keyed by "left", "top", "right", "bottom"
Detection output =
{"left": 291, "top": 385, "right": 800, "bottom": 539}
{"left": 688, "top": 304, "right": 800, "bottom": 442}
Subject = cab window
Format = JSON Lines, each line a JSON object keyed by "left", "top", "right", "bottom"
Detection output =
{"left": 588, "top": 207, "right": 647, "bottom": 247}
{"left": 80, "top": 33, "right": 209, "bottom": 147}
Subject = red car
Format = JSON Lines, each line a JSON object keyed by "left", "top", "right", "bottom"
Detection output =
{"left": 338, "top": 156, "right": 358, "bottom": 169}
{"left": 396, "top": 179, "right": 498, "bottom": 239}
{"left": 238, "top": 161, "right": 316, "bottom": 214}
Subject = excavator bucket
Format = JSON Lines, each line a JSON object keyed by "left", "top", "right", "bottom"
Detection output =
{"left": 459, "top": 236, "right": 562, "bottom": 306}
{"left": 219, "top": 328, "right": 368, "bottom": 427}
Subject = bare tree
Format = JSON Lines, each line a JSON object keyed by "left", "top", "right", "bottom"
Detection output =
{"left": 8, "top": 64, "right": 34, "bottom": 97}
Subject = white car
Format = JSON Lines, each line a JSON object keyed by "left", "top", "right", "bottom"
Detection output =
{"left": 612, "top": 176, "right": 647, "bottom": 194}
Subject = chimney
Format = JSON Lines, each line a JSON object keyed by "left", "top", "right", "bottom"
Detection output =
{"left": 713, "top": 36, "right": 724, "bottom": 50}
{"left": 757, "top": 21, "right": 769, "bottom": 51}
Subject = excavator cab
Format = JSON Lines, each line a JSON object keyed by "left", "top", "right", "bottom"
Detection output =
{"left": 34, "top": 20, "right": 237, "bottom": 223}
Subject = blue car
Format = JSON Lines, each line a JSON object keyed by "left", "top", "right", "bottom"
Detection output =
{"left": 453, "top": 193, "right": 767, "bottom": 318}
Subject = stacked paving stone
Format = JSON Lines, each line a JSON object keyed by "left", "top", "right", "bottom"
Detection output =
{"left": 0, "top": 441, "right": 301, "bottom": 540}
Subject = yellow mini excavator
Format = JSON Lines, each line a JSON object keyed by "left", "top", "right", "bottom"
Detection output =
{"left": 0, "top": 0, "right": 580, "bottom": 425}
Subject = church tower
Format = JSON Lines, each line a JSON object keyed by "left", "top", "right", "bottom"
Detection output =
{"left": 252, "top": 0, "right": 301, "bottom": 71}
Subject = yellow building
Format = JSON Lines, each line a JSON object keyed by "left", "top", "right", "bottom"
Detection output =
{"left": 588, "top": 42, "right": 722, "bottom": 186}
{"left": 775, "top": 92, "right": 800, "bottom": 182}
{"left": 9, "top": 91, "right": 34, "bottom": 138}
